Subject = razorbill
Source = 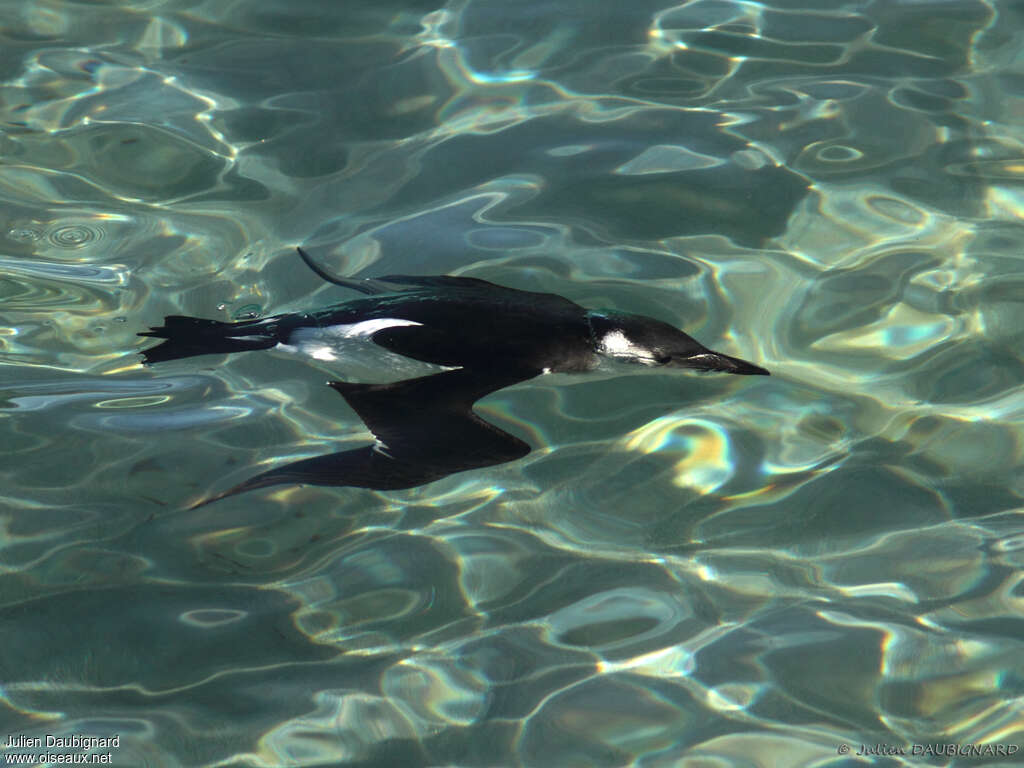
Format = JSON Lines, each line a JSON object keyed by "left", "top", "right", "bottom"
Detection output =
{"left": 140, "top": 248, "right": 769, "bottom": 508}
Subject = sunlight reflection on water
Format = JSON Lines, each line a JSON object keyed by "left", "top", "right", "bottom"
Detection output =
{"left": 1, "top": 0, "right": 1023, "bottom": 765}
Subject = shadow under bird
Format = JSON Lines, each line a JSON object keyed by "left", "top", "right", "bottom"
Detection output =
{"left": 140, "top": 248, "right": 769, "bottom": 508}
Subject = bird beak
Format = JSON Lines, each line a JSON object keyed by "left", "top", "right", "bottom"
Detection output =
{"left": 680, "top": 350, "right": 770, "bottom": 376}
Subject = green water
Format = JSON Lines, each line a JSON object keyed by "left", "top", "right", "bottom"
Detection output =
{"left": 2, "top": 0, "right": 1023, "bottom": 766}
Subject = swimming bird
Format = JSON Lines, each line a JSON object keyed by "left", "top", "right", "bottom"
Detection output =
{"left": 140, "top": 248, "right": 768, "bottom": 508}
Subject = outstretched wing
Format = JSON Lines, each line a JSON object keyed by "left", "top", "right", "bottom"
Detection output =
{"left": 296, "top": 247, "right": 519, "bottom": 297}
{"left": 189, "top": 366, "right": 538, "bottom": 509}
{"left": 296, "top": 246, "right": 401, "bottom": 295}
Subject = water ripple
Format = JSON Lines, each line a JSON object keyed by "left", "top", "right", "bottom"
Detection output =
{"left": 47, "top": 223, "right": 102, "bottom": 248}
{"left": 2, "top": 0, "right": 1024, "bottom": 765}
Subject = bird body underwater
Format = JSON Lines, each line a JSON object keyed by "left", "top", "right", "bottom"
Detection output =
{"left": 140, "top": 248, "right": 769, "bottom": 508}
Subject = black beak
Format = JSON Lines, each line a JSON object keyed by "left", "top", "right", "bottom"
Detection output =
{"left": 682, "top": 350, "right": 770, "bottom": 376}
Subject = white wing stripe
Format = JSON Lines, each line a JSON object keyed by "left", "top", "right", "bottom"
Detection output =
{"left": 326, "top": 318, "right": 422, "bottom": 338}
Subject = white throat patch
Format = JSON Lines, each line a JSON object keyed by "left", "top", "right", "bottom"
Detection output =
{"left": 598, "top": 329, "right": 656, "bottom": 364}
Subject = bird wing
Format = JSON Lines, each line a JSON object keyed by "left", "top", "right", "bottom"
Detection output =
{"left": 188, "top": 366, "right": 538, "bottom": 509}
{"left": 297, "top": 247, "right": 522, "bottom": 297}
{"left": 374, "top": 274, "right": 516, "bottom": 291}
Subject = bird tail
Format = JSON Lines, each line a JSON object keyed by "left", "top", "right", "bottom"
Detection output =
{"left": 138, "top": 315, "right": 279, "bottom": 364}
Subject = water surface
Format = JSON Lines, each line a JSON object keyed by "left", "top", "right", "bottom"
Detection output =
{"left": 2, "top": 0, "right": 1023, "bottom": 766}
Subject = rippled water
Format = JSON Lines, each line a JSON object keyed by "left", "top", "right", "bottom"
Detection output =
{"left": 2, "top": 0, "right": 1023, "bottom": 766}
